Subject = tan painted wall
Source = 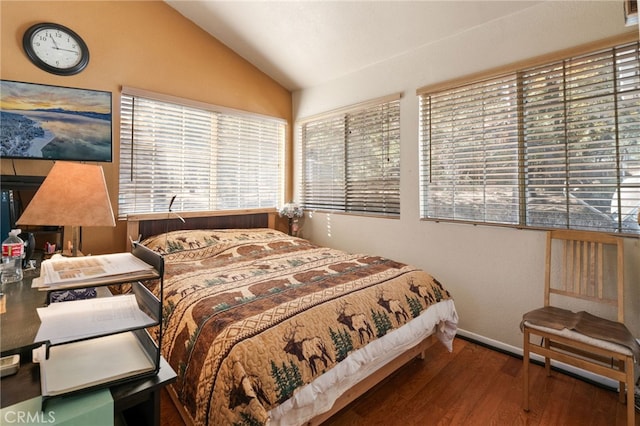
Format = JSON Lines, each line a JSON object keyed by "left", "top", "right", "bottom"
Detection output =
{"left": 0, "top": 0, "right": 292, "bottom": 254}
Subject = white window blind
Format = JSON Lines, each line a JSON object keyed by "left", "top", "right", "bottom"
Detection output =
{"left": 524, "top": 44, "right": 640, "bottom": 233}
{"left": 119, "top": 90, "right": 285, "bottom": 217}
{"left": 299, "top": 95, "right": 400, "bottom": 216}
{"left": 420, "top": 40, "right": 640, "bottom": 234}
{"left": 420, "top": 75, "right": 520, "bottom": 224}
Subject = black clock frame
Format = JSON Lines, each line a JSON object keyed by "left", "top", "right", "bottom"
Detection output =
{"left": 22, "top": 23, "right": 90, "bottom": 76}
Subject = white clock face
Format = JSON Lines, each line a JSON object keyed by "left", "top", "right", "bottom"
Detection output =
{"left": 30, "top": 27, "right": 83, "bottom": 69}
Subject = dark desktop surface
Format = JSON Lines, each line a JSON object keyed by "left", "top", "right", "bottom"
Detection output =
{"left": 0, "top": 262, "right": 47, "bottom": 358}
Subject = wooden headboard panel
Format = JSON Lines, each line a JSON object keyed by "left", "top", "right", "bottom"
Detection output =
{"left": 126, "top": 208, "right": 282, "bottom": 250}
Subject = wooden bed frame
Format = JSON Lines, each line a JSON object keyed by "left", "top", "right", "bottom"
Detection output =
{"left": 125, "top": 208, "right": 284, "bottom": 250}
{"left": 125, "top": 209, "right": 441, "bottom": 425}
{"left": 305, "top": 334, "right": 437, "bottom": 425}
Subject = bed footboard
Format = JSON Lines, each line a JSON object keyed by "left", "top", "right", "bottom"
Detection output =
{"left": 305, "top": 334, "right": 437, "bottom": 426}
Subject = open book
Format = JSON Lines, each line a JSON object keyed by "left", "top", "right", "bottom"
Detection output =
{"left": 33, "top": 252, "right": 158, "bottom": 290}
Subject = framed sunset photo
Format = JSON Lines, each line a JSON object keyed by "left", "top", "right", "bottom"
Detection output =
{"left": 0, "top": 80, "right": 112, "bottom": 162}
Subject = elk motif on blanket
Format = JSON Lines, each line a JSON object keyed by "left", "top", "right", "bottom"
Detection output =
{"left": 283, "top": 321, "right": 333, "bottom": 376}
{"left": 336, "top": 300, "right": 375, "bottom": 344}
{"left": 143, "top": 229, "right": 452, "bottom": 425}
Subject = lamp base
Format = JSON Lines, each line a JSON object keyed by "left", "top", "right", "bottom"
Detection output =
{"left": 70, "top": 226, "right": 81, "bottom": 257}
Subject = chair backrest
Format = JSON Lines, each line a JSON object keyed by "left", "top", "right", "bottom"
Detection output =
{"left": 544, "top": 230, "right": 624, "bottom": 323}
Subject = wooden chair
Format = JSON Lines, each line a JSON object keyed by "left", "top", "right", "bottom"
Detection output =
{"left": 522, "top": 230, "right": 637, "bottom": 426}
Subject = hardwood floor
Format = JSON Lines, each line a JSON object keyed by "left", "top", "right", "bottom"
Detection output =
{"left": 160, "top": 337, "right": 638, "bottom": 425}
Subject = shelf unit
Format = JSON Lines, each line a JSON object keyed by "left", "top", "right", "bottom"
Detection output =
{"left": 36, "top": 242, "right": 164, "bottom": 402}
{"left": 1, "top": 175, "right": 65, "bottom": 257}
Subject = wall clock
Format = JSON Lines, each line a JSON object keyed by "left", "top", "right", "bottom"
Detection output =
{"left": 22, "top": 23, "right": 89, "bottom": 76}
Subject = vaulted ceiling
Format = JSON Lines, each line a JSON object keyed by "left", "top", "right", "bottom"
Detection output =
{"left": 165, "top": 1, "right": 542, "bottom": 91}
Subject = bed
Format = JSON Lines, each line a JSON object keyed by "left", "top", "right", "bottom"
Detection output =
{"left": 127, "top": 210, "right": 458, "bottom": 425}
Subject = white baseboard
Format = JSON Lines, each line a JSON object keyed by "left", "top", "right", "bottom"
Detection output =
{"left": 455, "top": 328, "right": 619, "bottom": 390}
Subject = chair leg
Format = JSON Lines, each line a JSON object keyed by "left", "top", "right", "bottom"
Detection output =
{"left": 544, "top": 337, "right": 551, "bottom": 376}
{"left": 619, "top": 358, "right": 626, "bottom": 404}
{"left": 523, "top": 328, "right": 530, "bottom": 412}
{"left": 624, "top": 356, "right": 634, "bottom": 426}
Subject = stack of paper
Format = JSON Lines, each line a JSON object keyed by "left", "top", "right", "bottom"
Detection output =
{"left": 33, "top": 253, "right": 157, "bottom": 290}
{"left": 35, "top": 294, "right": 156, "bottom": 345}
{"left": 29, "top": 249, "right": 162, "bottom": 397}
{"left": 37, "top": 332, "right": 156, "bottom": 396}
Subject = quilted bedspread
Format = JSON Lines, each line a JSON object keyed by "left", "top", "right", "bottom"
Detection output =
{"left": 142, "top": 229, "right": 453, "bottom": 425}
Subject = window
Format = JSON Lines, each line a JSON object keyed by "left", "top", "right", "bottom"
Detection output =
{"left": 119, "top": 87, "right": 285, "bottom": 217}
{"left": 299, "top": 94, "right": 401, "bottom": 216}
{"left": 419, "top": 39, "right": 640, "bottom": 234}
{"left": 419, "top": 75, "right": 520, "bottom": 224}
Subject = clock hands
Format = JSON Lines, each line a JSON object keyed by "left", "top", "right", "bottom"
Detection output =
{"left": 48, "top": 33, "right": 78, "bottom": 54}
{"left": 48, "top": 33, "right": 60, "bottom": 49}
{"left": 55, "top": 47, "right": 79, "bottom": 54}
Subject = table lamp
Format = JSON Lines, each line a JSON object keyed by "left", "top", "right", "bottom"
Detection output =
{"left": 16, "top": 161, "right": 116, "bottom": 256}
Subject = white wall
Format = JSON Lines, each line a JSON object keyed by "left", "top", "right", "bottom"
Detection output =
{"left": 292, "top": 1, "right": 640, "bottom": 351}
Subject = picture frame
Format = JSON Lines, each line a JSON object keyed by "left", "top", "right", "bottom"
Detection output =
{"left": 0, "top": 80, "right": 112, "bottom": 162}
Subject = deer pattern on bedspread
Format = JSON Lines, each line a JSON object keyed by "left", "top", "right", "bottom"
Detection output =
{"left": 142, "top": 229, "right": 452, "bottom": 425}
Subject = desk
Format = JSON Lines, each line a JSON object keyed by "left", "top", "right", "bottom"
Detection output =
{"left": 0, "top": 259, "right": 176, "bottom": 426}
{"left": 0, "top": 266, "right": 45, "bottom": 354}
{"left": 1, "top": 357, "right": 176, "bottom": 426}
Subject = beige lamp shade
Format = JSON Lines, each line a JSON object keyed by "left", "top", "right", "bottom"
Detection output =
{"left": 17, "top": 161, "right": 116, "bottom": 228}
